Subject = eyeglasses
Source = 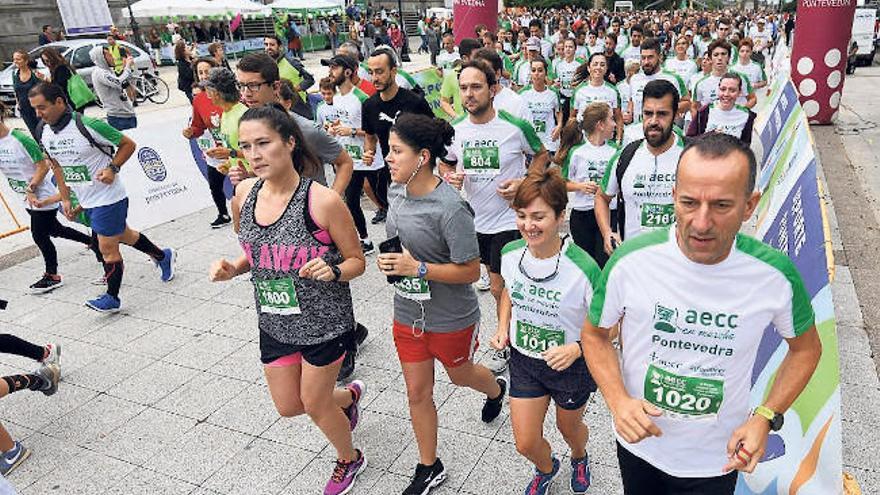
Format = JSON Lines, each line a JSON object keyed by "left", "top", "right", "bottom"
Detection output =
{"left": 235, "top": 81, "right": 269, "bottom": 92}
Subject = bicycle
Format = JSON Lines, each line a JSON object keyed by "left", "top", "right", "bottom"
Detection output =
{"left": 132, "top": 68, "right": 170, "bottom": 105}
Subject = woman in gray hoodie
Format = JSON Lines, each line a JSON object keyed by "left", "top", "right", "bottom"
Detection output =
{"left": 88, "top": 46, "right": 137, "bottom": 130}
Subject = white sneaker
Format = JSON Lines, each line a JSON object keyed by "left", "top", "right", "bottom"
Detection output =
{"left": 486, "top": 347, "right": 510, "bottom": 375}
{"left": 43, "top": 343, "right": 61, "bottom": 368}
{"left": 475, "top": 270, "right": 491, "bottom": 291}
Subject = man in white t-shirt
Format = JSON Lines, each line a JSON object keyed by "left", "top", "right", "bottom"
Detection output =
{"left": 582, "top": 133, "right": 822, "bottom": 495}
{"left": 436, "top": 33, "right": 461, "bottom": 70}
{"left": 627, "top": 38, "right": 690, "bottom": 123}
{"left": 692, "top": 40, "right": 756, "bottom": 111}
{"left": 619, "top": 24, "right": 644, "bottom": 64}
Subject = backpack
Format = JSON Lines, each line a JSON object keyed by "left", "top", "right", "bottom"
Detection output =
{"left": 613, "top": 138, "right": 643, "bottom": 241}
{"left": 34, "top": 112, "right": 116, "bottom": 160}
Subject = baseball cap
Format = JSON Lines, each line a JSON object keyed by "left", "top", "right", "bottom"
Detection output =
{"left": 526, "top": 36, "right": 541, "bottom": 51}
{"left": 320, "top": 54, "right": 357, "bottom": 71}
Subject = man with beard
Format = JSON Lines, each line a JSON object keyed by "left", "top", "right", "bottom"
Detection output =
{"left": 627, "top": 38, "right": 690, "bottom": 124}
{"left": 595, "top": 80, "right": 686, "bottom": 254}
{"left": 603, "top": 34, "right": 626, "bottom": 84}
{"left": 264, "top": 35, "right": 314, "bottom": 103}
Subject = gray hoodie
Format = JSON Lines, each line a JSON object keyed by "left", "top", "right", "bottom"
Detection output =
{"left": 89, "top": 46, "right": 134, "bottom": 118}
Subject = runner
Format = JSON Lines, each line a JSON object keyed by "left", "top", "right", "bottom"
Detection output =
{"left": 88, "top": 46, "right": 137, "bottom": 131}
{"left": 571, "top": 53, "right": 624, "bottom": 143}
{"left": 439, "top": 60, "right": 550, "bottom": 373}
{"left": 553, "top": 38, "right": 585, "bottom": 123}
{"left": 582, "top": 133, "right": 822, "bottom": 495}
{"left": 663, "top": 35, "right": 699, "bottom": 83}
{"left": 490, "top": 168, "right": 600, "bottom": 495}
{"left": 595, "top": 80, "right": 686, "bottom": 252}
{"left": 512, "top": 38, "right": 543, "bottom": 90}
{"left": 436, "top": 33, "right": 461, "bottom": 71}
{"left": 0, "top": 332, "right": 61, "bottom": 476}
{"left": 377, "top": 113, "right": 506, "bottom": 495}
{"left": 203, "top": 68, "right": 250, "bottom": 179}
{"left": 518, "top": 58, "right": 562, "bottom": 155}
{"left": 603, "top": 34, "right": 626, "bottom": 84}
{"left": 439, "top": 38, "right": 483, "bottom": 119}
{"left": 627, "top": 38, "right": 690, "bottom": 124}
{"left": 264, "top": 35, "right": 314, "bottom": 102}
{"left": 29, "top": 82, "right": 176, "bottom": 313}
{"left": 209, "top": 104, "right": 367, "bottom": 495}
{"left": 687, "top": 73, "right": 757, "bottom": 144}
{"left": 182, "top": 57, "right": 231, "bottom": 228}
{"left": 692, "top": 40, "right": 756, "bottom": 112}
{"left": 558, "top": 102, "right": 619, "bottom": 267}
{"left": 361, "top": 46, "right": 434, "bottom": 225}
{"left": 335, "top": 42, "right": 377, "bottom": 96}
{"left": 619, "top": 24, "right": 644, "bottom": 64}
{"left": 733, "top": 38, "right": 768, "bottom": 91}
{"left": 0, "top": 101, "right": 98, "bottom": 293}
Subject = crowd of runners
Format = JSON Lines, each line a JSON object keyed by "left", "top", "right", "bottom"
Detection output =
{"left": 0, "top": 5, "right": 824, "bottom": 495}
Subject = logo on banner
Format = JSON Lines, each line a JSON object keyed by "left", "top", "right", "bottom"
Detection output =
{"left": 138, "top": 147, "right": 167, "bottom": 182}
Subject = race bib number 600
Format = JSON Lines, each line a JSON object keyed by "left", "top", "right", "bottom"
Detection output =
{"left": 462, "top": 146, "right": 500, "bottom": 174}
{"left": 644, "top": 364, "right": 724, "bottom": 419}
{"left": 256, "top": 278, "right": 301, "bottom": 315}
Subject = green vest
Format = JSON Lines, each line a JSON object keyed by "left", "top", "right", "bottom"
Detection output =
{"left": 278, "top": 57, "right": 307, "bottom": 102}
{"left": 107, "top": 44, "right": 124, "bottom": 74}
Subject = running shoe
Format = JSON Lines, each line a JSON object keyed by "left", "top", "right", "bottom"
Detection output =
{"left": 524, "top": 456, "right": 560, "bottom": 495}
{"left": 361, "top": 239, "right": 375, "bottom": 256}
{"left": 43, "top": 343, "right": 61, "bottom": 367}
{"left": 86, "top": 293, "right": 121, "bottom": 313}
{"left": 343, "top": 380, "right": 366, "bottom": 431}
{"left": 481, "top": 375, "right": 507, "bottom": 423}
{"left": 371, "top": 209, "right": 387, "bottom": 224}
{"left": 210, "top": 215, "right": 231, "bottom": 229}
{"left": 570, "top": 454, "right": 591, "bottom": 494}
{"left": 486, "top": 347, "right": 510, "bottom": 375}
{"left": 0, "top": 441, "right": 30, "bottom": 476}
{"left": 156, "top": 248, "right": 176, "bottom": 282}
{"left": 34, "top": 363, "right": 60, "bottom": 396}
{"left": 403, "top": 458, "right": 447, "bottom": 495}
{"left": 324, "top": 449, "right": 366, "bottom": 495}
{"left": 29, "top": 273, "right": 63, "bottom": 294}
{"left": 475, "top": 270, "right": 491, "bottom": 291}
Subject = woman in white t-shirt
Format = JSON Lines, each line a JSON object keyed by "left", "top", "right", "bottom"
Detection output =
{"left": 490, "top": 168, "right": 600, "bottom": 495}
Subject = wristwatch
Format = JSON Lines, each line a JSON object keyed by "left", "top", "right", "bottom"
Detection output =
{"left": 417, "top": 261, "right": 428, "bottom": 279}
{"left": 350, "top": 127, "right": 357, "bottom": 138}
{"left": 229, "top": 149, "right": 238, "bottom": 159}
{"left": 108, "top": 163, "right": 121, "bottom": 174}
{"left": 330, "top": 264, "right": 342, "bottom": 282}
{"left": 754, "top": 405, "right": 784, "bottom": 431}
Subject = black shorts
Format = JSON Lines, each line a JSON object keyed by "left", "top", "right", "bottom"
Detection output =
{"left": 616, "top": 442, "right": 738, "bottom": 495}
{"left": 259, "top": 330, "right": 354, "bottom": 367}
{"left": 477, "top": 230, "right": 521, "bottom": 274}
{"left": 508, "top": 348, "right": 596, "bottom": 410}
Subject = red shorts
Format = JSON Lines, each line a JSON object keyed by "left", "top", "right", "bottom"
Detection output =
{"left": 393, "top": 321, "right": 480, "bottom": 368}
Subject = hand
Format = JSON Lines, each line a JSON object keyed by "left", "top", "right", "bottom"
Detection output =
{"left": 206, "top": 146, "right": 231, "bottom": 160}
{"left": 551, "top": 125, "right": 562, "bottom": 141}
{"left": 227, "top": 164, "right": 251, "bottom": 186}
{"left": 377, "top": 249, "right": 419, "bottom": 277}
{"left": 182, "top": 127, "right": 193, "bottom": 139}
{"left": 25, "top": 192, "right": 38, "bottom": 208}
{"left": 608, "top": 73, "right": 617, "bottom": 83}
{"left": 35, "top": 71, "right": 46, "bottom": 80}
{"left": 489, "top": 329, "right": 509, "bottom": 350}
{"left": 210, "top": 258, "right": 239, "bottom": 282}
{"left": 61, "top": 200, "right": 72, "bottom": 218}
{"left": 96, "top": 167, "right": 116, "bottom": 184}
{"left": 363, "top": 148, "right": 375, "bottom": 164}
{"left": 299, "top": 257, "right": 336, "bottom": 281}
{"left": 443, "top": 171, "right": 465, "bottom": 190}
{"left": 580, "top": 181, "right": 599, "bottom": 195}
{"left": 609, "top": 396, "right": 664, "bottom": 443}
{"left": 723, "top": 415, "right": 770, "bottom": 473}
{"left": 496, "top": 178, "right": 521, "bottom": 201}
{"left": 603, "top": 231, "right": 622, "bottom": 255}
{"left": 622, "top": 111, "right": 633, "bottom": 124}
{"left": 542, "top": 343, "right": 581, "bottom": 371}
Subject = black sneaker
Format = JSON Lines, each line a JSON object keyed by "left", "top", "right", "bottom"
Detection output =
{"left": 211, "top": 215, "right": 231, "bottom": 229}
{"left": 336, "top": 350, "right": 355, "bottom": 382}
{"left": 361, "top": 239, "right": 375, "bottom": 255}
{"left": 371, "top": 209, "right": 387, "bottom": 224}
{"left": 481, "top": 375, "right": 507, "bottom": 423}
{"left": 403, "top": 459, "right": 447, "bottom": 495}
{"left": 29, "top": 274, "right": 63, "bottom": 294}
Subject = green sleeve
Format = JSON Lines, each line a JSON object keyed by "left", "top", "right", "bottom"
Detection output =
{"left": 81, "top": 115, "right": 123, "bottom": 146}
{"left": 599, "top": 149, "right": 623, "bottom": 193}
{"left": 498, "top": 110, "right": 542, "bottom": 154}
{"left": 11, "top": 129, "right": 45, "bottom": 163}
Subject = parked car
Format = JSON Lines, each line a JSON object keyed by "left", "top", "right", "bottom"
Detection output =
{"left": 0, "top": 39, "right": 156, "bottom": 111}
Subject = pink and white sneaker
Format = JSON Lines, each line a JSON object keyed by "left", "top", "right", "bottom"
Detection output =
{"left": 343, "top": 380, "right": 366, "bottom": 432}
{"left": 324, "top": 449, "right": 366, "bottom": 495}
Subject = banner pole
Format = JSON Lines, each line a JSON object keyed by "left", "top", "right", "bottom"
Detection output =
{"left": 0, "top": 190, "right": 28, "bottom": 240}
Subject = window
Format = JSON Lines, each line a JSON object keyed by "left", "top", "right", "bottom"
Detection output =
{"left": 71, "top": 46, "right": 95, "bottom": 69}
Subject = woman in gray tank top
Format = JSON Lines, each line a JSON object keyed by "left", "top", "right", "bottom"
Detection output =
{"left": 208, "top": 105, "right": 368, "bottom": 495}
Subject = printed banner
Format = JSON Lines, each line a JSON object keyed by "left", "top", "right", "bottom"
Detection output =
{"left": 411, "top": 68, "right": 448, "bottom": 120}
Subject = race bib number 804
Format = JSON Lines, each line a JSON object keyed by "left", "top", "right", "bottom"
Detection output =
{"left": 463, "top": 146, "right": 500, "bottom": 174}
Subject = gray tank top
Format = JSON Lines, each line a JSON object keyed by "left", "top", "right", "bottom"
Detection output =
{"left": 238, "top": 177, "right": 354, "bottom": 345}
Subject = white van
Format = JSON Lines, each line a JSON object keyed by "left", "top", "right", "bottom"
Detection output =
{"left": 614, "top": 1, "right": 634, "bottom": 11}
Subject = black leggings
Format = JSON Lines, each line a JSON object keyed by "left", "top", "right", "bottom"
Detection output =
{"left": 0, "top": 334, "right": 44, "bottom": 362}
{"left": 207, "top": 166, "right": 229, "bottom": 217}
{"left": 569, "top": 208, "right": 609, "bottom": 268}
{"left": 28, "top": 209, "right": 94, "bottom": 274}
{"left": 344, "top": 169, "right": 387, "bottom": 238}
{"left": 616, "top": 442, "right": 738, "bottom": 495}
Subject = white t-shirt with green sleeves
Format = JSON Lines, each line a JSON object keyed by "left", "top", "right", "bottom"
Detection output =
{"left": 663, "top": 57, "right": 699, "bottom": 84}
{"left": 693, "top": 72, "right": 753, "bottom": 108}
{"left": 562, "top": 140, "right": 619, "bottom": 211}
{"left": 0, "top": 129, "right": 56, "bottom": 211}
{"left": 571, "top": 81, "right": 621, "bottom": 119}
{"left": 590, "top": 227, "right": 815, "bottom": 477}
{"left": 39, "top": 115, "right": 125, "bottom": 209}
{"left": 705, "top": 102, "right": 752, "bottom": 138}
{"left": 518, "top": 85, "right": 561, "bottom": 152}
{"left": 501, "top": 237, "right": 600, "bottom": 360}
{"left": 732, "top": 60, "right": 766, "bottom": 88}
{"left": 600, "top": 135, "right": 685, "bottom": 241}
{"left": 446, "top": 110, "right": 543, "bottom": 234}
{"left": 552, "top": 57, "right": 584, "bottom": 98}
{"left": 332, "top": 86, "right": 383, "bottom": 171}
{"left": 629, "top": 70, "right": 688, "bottom": 122}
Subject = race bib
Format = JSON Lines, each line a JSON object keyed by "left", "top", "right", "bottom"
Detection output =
{"left": 62, "top": 165, "right": 92, "bottom": 184}
{"left": 196, "top": 136, "right": 214, "bottom": 150}
{"left": 532, "top": 120, "right": 547, "bottom": 134}
{"left": 463, "top": 146, "right": 500, "bottom": 175}
{"left": 7, "top": 178, "right": 27, "bottom": 194}
{"left": 255, "top": 278, "right": 301, "bottom": 315}
{"left": 644, "top": 364, "right": 724, "bottom": 419}
{"left": 515, "top": 320, "right": 564, "bottom": 356}
{"left": 345, "top": 144, "right": 364, "bottom": 160}
{"left": 394, "top": 276, "right": 431, "bottom": 301}
{"left": 640, "top": 203, "right": 674, "bottom": 228}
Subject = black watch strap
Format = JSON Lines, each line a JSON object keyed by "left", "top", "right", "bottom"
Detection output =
{"left": 330, "top": 264, "right": 342, "bottom": 281}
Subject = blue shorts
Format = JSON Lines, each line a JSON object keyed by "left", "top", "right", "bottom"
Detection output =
{"left": 509, "top": 348, "right": 596, "bottom": 410}
{"left": 86, "top": 198, "right": 128, "bottom": 237}
{"left": 107, "top": 115, "right": 137, "bottom": 131}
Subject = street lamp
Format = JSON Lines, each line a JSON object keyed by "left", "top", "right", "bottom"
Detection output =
{"left": 123, "top": 0, "right": 146, "bottom": 50}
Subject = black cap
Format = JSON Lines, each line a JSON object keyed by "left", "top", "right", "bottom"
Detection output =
{"left": 320, "top": 54, "right": 357, "bottom": 71}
